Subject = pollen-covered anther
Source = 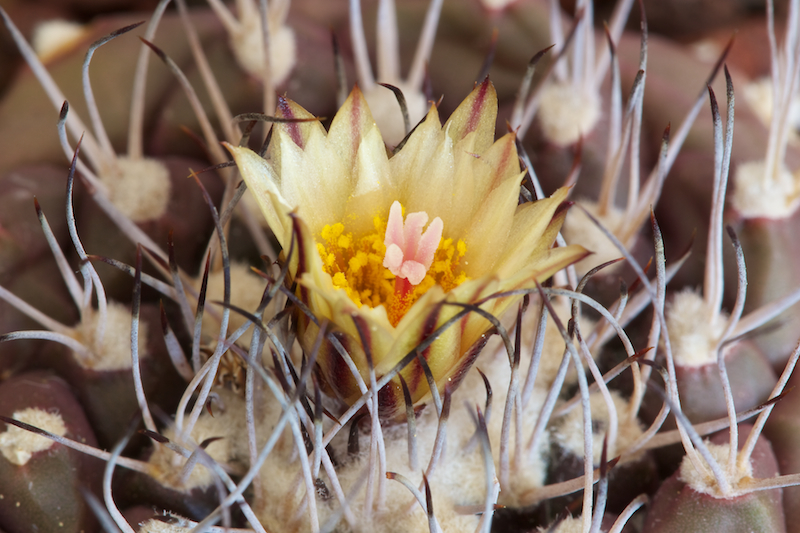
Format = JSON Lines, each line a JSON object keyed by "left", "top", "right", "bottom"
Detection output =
{"left": 383, "top": 201, "right": 443, "bottom": 285}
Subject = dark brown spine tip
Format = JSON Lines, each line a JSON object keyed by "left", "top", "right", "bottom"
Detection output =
{"left": 140, "top": 429, "right": 169, "bottom": 443}
{"left": 139, "top": 38, "right": 167, "bottom": 62}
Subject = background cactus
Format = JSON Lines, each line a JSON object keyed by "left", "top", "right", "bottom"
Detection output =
{"left": 2, "top": 1, "right": 800, "bottom": 532}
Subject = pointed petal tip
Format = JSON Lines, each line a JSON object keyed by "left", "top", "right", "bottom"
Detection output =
{"left": 555, "top": 200, "right": 575, "bottom": 217}
{"left": 476, "top": 76, "right": 495, "bottom": 99}
{"left": 444, "top": 77, "right": 498, "bottom": 148}
{"left": 575, "top": 245, "right": 593, "bottom": 262}
{"left": 276, "top": 93, "right": 290, "bottom": 112}
{"left": 331, "top": 83, "right": 377, "bottom": 141}
{"left": 470, "top": 77, "right": 495, "bottom": 109}
{"left": 343, "top": 83, "right": 369, "bottom": 108}
{"left": 222, "top": 142, "right": 251, "bottom": 161}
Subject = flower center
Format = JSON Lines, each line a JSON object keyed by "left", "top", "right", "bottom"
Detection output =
{"left": 316, "top": 202, "right": 468, "bottom": 326}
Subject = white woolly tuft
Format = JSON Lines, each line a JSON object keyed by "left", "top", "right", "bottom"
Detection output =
{"left": 561, "top": 199, "right": 626, "bottom": 276}
{"left": 679, "top": 441, "right": 752, "bottom": 497}
{"left": 103, "top": 157, "right": 171, "bottom": 222}
{"left": 148, "top": 388, "right": 248, "bottom": 491}
{"left": 31, "top": 20, "right": 87, "bottom": 63}
{"left": 0, "top": 408, "right": 67, "bottom": 465}
{"left": 137, "top": 519, "right": 187, "bottom": 533}
{"left": 197, "top": 262, "right": 269, "bottom": 340}
{"left": 743, "top": 77, "right": 800, "bottom": 133}
{"left": 666, "top": 289, "right": 728, "bottom": 368}
{"left": 232, "top": 19, "right": 296, "bottom": 86}
{"left": 732, "top": 160, "right": 800, "bottom": 219}
{"left": 255, "top": 389, "right": 485, "bottom": 532}
{"left": 479, "top": 0, "right": 519, "bottom": 10}
{"left": 467, "top": 334, "right": 551, "bottom": 507}
{"left": 537, "top": 82, "right": 601, "bottom": 147}
{"left": 520, "top": 299, "right": 592, "bottom": 388}
{"left": 74, "top": 301, "right": 148, "bottom": 371}
{"left": 550, "top": 391, "right": 643, "bottom": 465}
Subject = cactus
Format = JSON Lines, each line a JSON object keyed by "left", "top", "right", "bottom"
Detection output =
{"left": 3, "top": 1, "right": 800, "bottom": 533}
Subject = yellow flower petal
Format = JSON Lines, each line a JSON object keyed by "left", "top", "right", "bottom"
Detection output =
{"left": 391, "top": 107, "right": 459, "bottom": 228}
{"left": 224, "top": 143, "right": 293, "bottom": 248}
{"left": 444, "top": 78, "right": 497, "bottom": 155}
{"left": 461, "top": 172, "right": 524, "bottom": 276}
{"left": 229, "top": 82, "right": 586, "bottom": 418}
{"left": 345, "top": 126, "right": 394, "bottom": 235}
{"left": 268, "top": 96, "right": 326, "bottom": 170}
{"left": 480, "top": 132, "right": 522, "bottom": 189}
{"left": 496, "top": 187, "right": 571, "bottom": 278}
{"left": 276, "top": 126, "right": 349, "bottom": 234}
{"left": 327, "top": 85, "right": 379, "bottom": 176}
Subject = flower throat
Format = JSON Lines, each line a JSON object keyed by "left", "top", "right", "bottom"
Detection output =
{"left": 316, "top": 202, "right": 468, "bottom": 326}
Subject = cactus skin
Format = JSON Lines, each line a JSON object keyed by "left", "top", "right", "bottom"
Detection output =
{"left": 0, "top": 164, "right": 76, "bottom": 376}
{"left": 74, "top": 156, "right": 225, "bottom": 300}
{"left": 674, "top": 340, "right": 777, "bottom": 424}
{"left": 734, "top": 214, "right": 800, "bottom": 372}
{"left": 0, "top": 372, "right": 102, "bottom": 533}
{"left": 54, "top": 305, "right": 183, "bottom": 449}
{"left": 3, "top": 3, "right": 800, "bottom": 533}
{"left": 643, "top": 425, "right": 786, "bottom": 533}
{"left": 114, "top": 466, "right": 229, "bottom": 523}
{"left": 763, "top": 360, "right": 800, "bottom": 533}
{"left": 644, "top": 472, "right": 785, "bottom": 533}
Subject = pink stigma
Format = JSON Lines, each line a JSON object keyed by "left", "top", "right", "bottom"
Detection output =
{"left": 383, "top": 201, "right": 443, "bottom": 286}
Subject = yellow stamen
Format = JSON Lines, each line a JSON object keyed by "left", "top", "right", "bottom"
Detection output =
{"left": 317, "top": 215, "right": 468, "bottom": 326}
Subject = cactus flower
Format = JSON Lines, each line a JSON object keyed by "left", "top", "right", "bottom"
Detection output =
{"left": 226, "top": 79, "right": 587, "bottom": 416}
